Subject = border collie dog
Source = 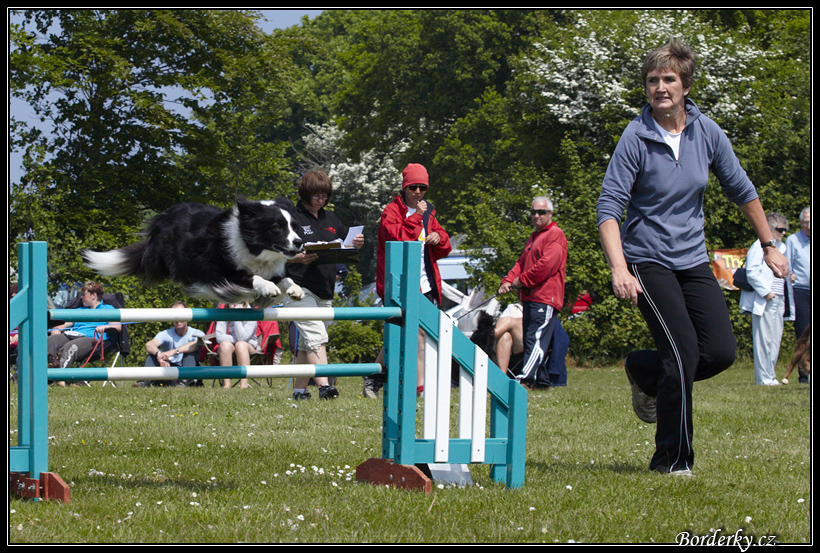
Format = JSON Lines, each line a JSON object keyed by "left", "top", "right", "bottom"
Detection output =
{"left": 83, "top": 196, "right": 305, "bottom": 308}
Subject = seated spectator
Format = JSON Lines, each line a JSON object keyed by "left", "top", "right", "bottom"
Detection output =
{"left": 47, "top": 281, "right": 121, "bottom": 385}
{"left": 216, "top": 302, "right": 259, "bottom": 389}
{"left": 494, "top": 303, "right": 525, "bottom": 375}
{"left": 494, "top": 302, "right": 569, "bottom": 386}
{"left": 10, "top": 284, "right": 19, "bottom": 377}
{"left": 137, "top": 300, "right": 205, "bottom": 387}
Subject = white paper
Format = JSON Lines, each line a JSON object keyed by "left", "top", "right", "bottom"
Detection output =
{"left": 343, "top": 226, "right": 364, "bottom": 248}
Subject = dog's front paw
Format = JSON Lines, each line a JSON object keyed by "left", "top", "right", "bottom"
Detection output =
{"left": 286, "top": 283, "right": 304, "bottom": 301}
{"left": 252, "top": 275, "right": 282, "bottom": 299}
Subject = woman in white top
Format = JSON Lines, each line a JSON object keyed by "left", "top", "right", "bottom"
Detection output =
{"left": 739, "top": 213, "right": 795, "bottom": 385}
{"left": 216, "top": 302, "right": 259, "bottom": 389}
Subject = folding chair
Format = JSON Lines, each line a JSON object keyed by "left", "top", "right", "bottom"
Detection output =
{"left": 255, "top": 320, "right": 282, "bottom": 386}
{"left": 10, "top": 330, "right": 19, "bottom": 384}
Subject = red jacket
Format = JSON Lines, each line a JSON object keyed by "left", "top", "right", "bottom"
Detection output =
{"left": 376, "top": 194, "right": 452, "bottom": 303}
{"left": 501, "top": 222, "right": 567, "bottom": 310}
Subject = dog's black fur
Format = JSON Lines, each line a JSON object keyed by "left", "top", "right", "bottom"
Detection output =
{"left": 467, "top": 310, "right": 526, "bottom": 379}
{"left": 469, "top": 311, "right": 498, "bottom": 365}
{"left": 83, "top": 196, "right": 305, "bottom": 308}
{"left": 450, "top": 311, "right": 499, "bottom": 385}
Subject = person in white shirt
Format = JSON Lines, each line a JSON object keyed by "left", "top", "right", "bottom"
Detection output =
{"left": 739, "top": 213, "right": 795, "bottom": 385}
{"left": 142, "top": 300, "right": 204, "bottom": 387}
{"left": 216, "top": 302, "right": 259, "bottom": 389}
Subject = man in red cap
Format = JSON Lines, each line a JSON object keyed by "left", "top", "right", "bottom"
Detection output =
{"left": 369, "top": 163, "right": 452, "bottom": 397}
{"left": 376, "top": 163, "right": 451, "bottom": 306}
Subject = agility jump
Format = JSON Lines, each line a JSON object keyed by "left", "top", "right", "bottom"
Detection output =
{"left": 10, "top": 241, "right": 527, "bottom": 501}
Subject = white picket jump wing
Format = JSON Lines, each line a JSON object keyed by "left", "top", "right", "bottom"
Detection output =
{"left": 434, "top": 311, "right": 453, "bottom": 463}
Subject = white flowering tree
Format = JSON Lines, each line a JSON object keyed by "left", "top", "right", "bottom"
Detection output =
{"left": 296, "top": 121, "right": 408, "bottom": 281}
{"left": 520, "top": 10, "right": 770, "bottom": 145}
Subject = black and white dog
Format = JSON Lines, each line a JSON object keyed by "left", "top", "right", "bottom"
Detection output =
{"left": 83, "top": 196, "right": 305, "bottom": 308}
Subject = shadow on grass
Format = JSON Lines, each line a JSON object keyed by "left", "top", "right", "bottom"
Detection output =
{"left": 70, "top": 474, "right": 237, "bottom": 494}
{"left": 527, "top": 459, "right": 647, "bottom": 475}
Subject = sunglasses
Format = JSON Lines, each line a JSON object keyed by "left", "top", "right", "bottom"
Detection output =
{"left": 530, "top": 209, "right": 552, "bottom": 216}
{"left": 775, "top": 227, "right": 788, "bottom": 234}
{"left": 407, "top": 185, "right": 428, "bottom": 192}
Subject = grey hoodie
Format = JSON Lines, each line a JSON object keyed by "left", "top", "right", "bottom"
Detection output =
{"left": 597, "top": 99, "right": 758, "bottom": 270}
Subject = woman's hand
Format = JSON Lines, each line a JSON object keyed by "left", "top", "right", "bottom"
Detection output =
{"left": 292, "top": 251, "right": 318, "bottom": 265}
{"left": 426, "top": 231, "right": 441, "bottom": 246}
{"left": 611, "top": 267, "right": 643, "bottom": 307}
{"left": 763, "top": 247, "right": 789, "bottom": 280}
{"left": 599, "top": 220, "right": 643, "bottom": 307}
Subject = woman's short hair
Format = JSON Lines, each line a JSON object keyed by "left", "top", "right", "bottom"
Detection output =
{"left": 297, "top": 170, "right": 333, "bottom": 205}
{"left": 641, "top": 38, "right": 696, "bottom": 91}
{"left": 81, "top": 281, "right": 105, "bottom": 301}
{"left": 767, "top": 212, "right": 788, "bottom": 230}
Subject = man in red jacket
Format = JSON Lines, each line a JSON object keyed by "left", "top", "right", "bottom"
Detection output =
{"left": 499, "top": 196, "right": 567, "bottom": 388}
{"left": 371, "top": 163, "right": 452, "bottom": 397}
{"left": 376, "top": 163, "right": 451, "bottom": 306}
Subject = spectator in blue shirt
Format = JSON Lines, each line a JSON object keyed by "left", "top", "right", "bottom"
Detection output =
{"left": 47, "top": 281, "right": 121, "bottom": 382}
{"left": 138, "top": 300, "right": 205, "bottom": 387}
{"left": 785, "top": 206, "right": 810, "bottom": 383}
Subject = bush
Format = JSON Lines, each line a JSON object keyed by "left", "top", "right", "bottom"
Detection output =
{"left": 564, "top": 289, "right": 796, "bottom": 366}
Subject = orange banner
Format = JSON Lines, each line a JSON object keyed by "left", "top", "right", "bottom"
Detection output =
{"left": 710, "top": 248, "right": 747, "bottom": 290}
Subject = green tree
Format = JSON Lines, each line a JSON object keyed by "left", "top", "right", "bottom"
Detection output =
{"left": 431, "top": 10, "right": 810, "bottom": 361}
{"left": 10, "top": 9, "right": 296, "bottom": 286}
{"left": 330, "top": 10, "right": 546, "bottom": 167}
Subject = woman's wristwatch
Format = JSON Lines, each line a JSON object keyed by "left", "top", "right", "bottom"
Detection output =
{"left": 761, "top": 239, "right": 777, "bottom": 249}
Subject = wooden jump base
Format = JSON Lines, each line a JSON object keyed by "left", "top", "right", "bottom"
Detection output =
{"left": 10, "top": 241, "right": 527, "bottom": 500}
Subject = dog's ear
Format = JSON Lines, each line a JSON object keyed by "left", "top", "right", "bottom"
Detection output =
{"left": 274, "top": 196, "right": 296, "bottom": 211}
{"left": 475, "top": 311, "right": 495, "bottom": 330}
{"left": 235, "top": 195, "right": 254, "bottom": 212}
{"left": 235, "top": 196, "right": 265, "bottom": 220}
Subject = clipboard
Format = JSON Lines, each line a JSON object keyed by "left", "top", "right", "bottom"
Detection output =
{"left": 304, "top": 241, "right": 342, "bottom": 252}
{"left": 303, "top": 225, "right": 363, "bottom": 264}
{"left": 311, "top": 248, "right": 360, "bottom": 265}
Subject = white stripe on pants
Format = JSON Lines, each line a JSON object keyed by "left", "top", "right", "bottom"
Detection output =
{"left": 519, "top": 303, "right": 554, "bottom": 383}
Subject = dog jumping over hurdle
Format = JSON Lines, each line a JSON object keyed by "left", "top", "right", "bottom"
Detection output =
{"left": 782, "top": 324, "right": 811, "bottom": 385}
{"left": 83, "top": 196, "right": 305, "bottom": 308}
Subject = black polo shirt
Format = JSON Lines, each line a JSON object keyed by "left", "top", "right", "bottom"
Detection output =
{"left": 285, "top": 201, "right": 348, "bottom": 300}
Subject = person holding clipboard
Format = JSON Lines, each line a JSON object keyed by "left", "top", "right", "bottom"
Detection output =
{"left": 285, "top": 170, "right": 364, "bottom": 400}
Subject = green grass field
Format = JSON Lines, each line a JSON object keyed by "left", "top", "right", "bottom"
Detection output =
{"left": 9, "top": 361, "right": 811, "bottom": 543}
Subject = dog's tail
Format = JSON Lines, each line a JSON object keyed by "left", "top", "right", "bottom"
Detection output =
{"left": 83, "top": 241, "right": 160, "bottom": 283}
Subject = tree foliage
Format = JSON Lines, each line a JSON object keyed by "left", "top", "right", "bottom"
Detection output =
{"left": 9, "top": 9, "right": 296, "bottom": 282}
{"left": 10, "top": 9, "right": 810, "bottom": 363}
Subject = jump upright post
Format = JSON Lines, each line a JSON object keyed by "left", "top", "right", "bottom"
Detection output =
{"left": 358, "top": 241, "right": 528, "bottom": 491}
{"left": 9, "top": 241, "right": 527, "bottom": 501}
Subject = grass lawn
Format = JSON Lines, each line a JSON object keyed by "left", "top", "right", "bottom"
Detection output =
{"left": 9, "top": 361, "right": 811, "bottom": 543}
